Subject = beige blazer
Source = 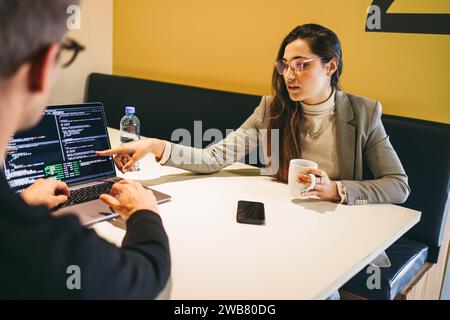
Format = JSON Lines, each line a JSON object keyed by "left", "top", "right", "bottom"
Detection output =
{"left": 164, "top": 90, "right": 410, "bottom": 205}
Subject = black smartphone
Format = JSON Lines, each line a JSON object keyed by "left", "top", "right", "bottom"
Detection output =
{"left": 236, "top": 200, "right": 265, "bottom": 225}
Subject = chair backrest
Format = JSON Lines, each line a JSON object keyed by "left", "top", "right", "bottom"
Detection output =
{"left": 364, "top": 115, "right": 450, "bottom": 262}
{"left": 85, "top": 73, "right": 261, "bottom": 145}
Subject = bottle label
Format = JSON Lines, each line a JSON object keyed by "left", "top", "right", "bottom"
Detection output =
{"left": 120, "top": 132, "right": 140, "bottom": 144}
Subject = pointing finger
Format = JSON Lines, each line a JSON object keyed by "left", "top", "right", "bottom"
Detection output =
{"left": 96, "top": 146, "right": 126, "bottom": 156}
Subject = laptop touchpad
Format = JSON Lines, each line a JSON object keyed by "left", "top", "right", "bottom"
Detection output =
{"left": 53, "top": 199, "right": 117, "bottom": 226}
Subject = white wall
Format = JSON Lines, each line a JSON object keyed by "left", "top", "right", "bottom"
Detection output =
{"left": 50, "top": 0, "right": 113, "bottom": 104}
{"left": 441, "top": 200, "right": 450, "bottom": 300}
{"left": 442, "top": 254, "right": 450, "bottom": 300}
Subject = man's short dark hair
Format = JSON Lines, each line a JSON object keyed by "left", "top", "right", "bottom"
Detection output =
{"left": 0, "top": 0, "right": 79, "bottom": 81}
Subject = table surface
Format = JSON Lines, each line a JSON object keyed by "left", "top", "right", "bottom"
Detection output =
{"left": 92, "top": 128, "right": 421, "bottom": 300}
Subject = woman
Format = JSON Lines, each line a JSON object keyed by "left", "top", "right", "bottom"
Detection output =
{"left": 98, "top": 23, "right": 410, "bottom": 206}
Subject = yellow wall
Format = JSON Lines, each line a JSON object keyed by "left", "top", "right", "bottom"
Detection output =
{"left": 113, "top": 0, "right": 450, "bottom": 124}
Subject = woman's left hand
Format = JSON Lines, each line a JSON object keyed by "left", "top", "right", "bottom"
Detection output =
{"left": 297, "top": 168, "right": 341, "bottom": 202}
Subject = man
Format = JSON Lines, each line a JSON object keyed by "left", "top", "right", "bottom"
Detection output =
{"left": 0, "top": 0, "right": 170, "bottom": 299}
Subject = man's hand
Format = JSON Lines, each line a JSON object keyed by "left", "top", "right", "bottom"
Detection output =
{"left": 99, "top": 180, "right": 159, "bottom": 220}
{"left": 21, "top": 178, "right": 70, "bottom": 208}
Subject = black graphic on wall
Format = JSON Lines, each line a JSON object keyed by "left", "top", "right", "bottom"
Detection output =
{"left": 366, "top": 0, "right": 450, "bottom": 35}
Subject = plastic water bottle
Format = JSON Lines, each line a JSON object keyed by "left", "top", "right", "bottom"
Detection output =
{"left": 120, "top": 106, "right": 140, "bottom": 172}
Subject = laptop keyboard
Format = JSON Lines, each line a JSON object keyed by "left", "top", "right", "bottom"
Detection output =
{"left": 60, "top": 181, "right": 115, "bottom": 208}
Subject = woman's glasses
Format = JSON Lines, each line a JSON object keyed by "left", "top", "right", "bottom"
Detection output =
{"left": 274, "top": 57, "right": 322, "bottom": 75}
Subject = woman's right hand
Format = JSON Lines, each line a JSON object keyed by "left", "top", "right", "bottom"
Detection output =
{"left": 96, "top": 138, "right": 166, "bottom": 173}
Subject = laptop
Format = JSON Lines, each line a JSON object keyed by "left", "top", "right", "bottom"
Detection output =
{"left": 3, "top": 102, "right": 171, "bottom": 227}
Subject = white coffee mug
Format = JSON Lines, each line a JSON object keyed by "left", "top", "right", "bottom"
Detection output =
{"left": 288, "top": 159, "right": 318, "bottom": 199}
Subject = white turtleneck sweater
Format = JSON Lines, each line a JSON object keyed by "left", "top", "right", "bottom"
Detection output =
{"left": 300, "top": 90, "right": 347, "bottom": 204}
{"left": 300, "top": 90, "right": 340, "bottom": 180}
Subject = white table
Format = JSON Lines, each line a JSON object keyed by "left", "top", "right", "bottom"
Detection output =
{"left": 93, "top": 128, "right": 421, "bottom": 300}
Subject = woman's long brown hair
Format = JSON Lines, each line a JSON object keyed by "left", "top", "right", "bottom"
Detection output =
{"left": 267, "top": 24, "right": 343, "bottom": 182}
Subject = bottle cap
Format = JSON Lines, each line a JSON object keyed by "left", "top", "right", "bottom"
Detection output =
{"left": 125, "top": 106, "right": 135, "bottom": 114}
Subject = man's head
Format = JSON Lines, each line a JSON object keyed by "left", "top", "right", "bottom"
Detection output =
{"left": 0, "top": 0, "right": 79, "bottom": 131}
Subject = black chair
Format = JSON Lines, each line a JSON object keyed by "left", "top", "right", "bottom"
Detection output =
{"left": 85, "top": 73, "right": 263, "bottom": 166}
{"left": 85, "top": 73, "right": 261, "bottom": 144}
{"left": 342, "top": 115, "right": 450, "bottom": 300}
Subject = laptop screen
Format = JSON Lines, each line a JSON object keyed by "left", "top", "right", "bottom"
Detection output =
{"left": 3, "top": 103, "right": 116, "bottom": 193}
